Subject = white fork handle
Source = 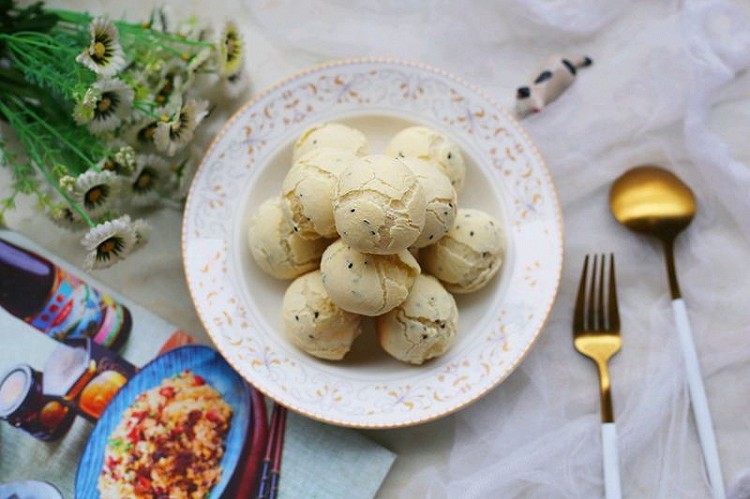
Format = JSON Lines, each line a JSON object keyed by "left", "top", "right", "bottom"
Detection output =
{"left": 672, "top": 298, "right": 726, "bottom": 499}
{"left": 601, "top": 423, "right": 622, "bottom": 499}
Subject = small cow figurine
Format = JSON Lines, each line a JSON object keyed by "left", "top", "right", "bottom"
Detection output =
{"left": 515, "top": 55, "right": 592, "bottom": 118}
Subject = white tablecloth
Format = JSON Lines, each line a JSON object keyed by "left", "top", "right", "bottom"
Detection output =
{"left": 4, "top": 1, "right": 750, "bottom": 497}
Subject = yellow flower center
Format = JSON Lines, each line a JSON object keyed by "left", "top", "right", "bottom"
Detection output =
{"left": 226, "top": 35, "right": 238, "bottom": 60}
{"left": 87, "top": 187, "right": 103, "bottom": 203}
{"left": 97, "top": 97, "right": 112, "bottom": 112}
{"left": 93, "top": 41, "right": 106, "bottom": 59}
{"left": 100, "top": 239, "right": 116, "bottom": 254}
{"left": 137, "top": 172, "right": 153, "bottom": 189}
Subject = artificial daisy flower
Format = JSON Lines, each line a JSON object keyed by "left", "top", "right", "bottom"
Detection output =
{"left": 129, "top": 154, "right": 169, "bottom": 206}
{"left": 79, "top": 79, "right": 135, "bottom": 134}
{"left": 49, "top": 204, "right": 84, "bottom": 230}
{"left": 154, "top": 64, "right": 185, "bottom": 107}
{"left": 76, "top": 18, "right": 126, "bottom": 77}
{"left": 217, "top": 21, "right": 243, "bottom": 78}
{"left": 132, "top": 218, "right": 151, "bottom": 251}
{"left": 73, "top": 170, "right": 119, "bottom": 218}
{"left": 126, "top": 116, "right": 160, "bottom": 147}
{"left": 81, "top": 215, "right": 137, "bottom": 270}
{"left": 154, "top": 99, "right": 208, "bottom": 156}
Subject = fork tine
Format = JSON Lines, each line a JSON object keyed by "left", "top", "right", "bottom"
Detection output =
{"left": 574, "top": 254, "right": 589, "bottom": 332}
{"left": 598, "top": 253, "right": 606, "bottom": 330}
{"left": 587, "top": 254, "right": 598, "bottom": 330}
{"left": 609, "top": 253, "right": 620, "bottom": 331}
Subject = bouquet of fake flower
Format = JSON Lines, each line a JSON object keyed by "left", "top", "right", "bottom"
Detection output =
{"left": 0, "top": 2, "right": 246, "bottom": 269}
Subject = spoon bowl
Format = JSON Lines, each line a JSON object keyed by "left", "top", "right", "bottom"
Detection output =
{"left": 609, "top": 165, "right": 696, "bottom": 241}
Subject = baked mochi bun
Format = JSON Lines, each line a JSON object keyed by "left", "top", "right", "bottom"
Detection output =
{"left": 377, "top": 274, "right": 458, "bottom": 365}
{"left": 320, "top": 239, "right": 420, "bottom": 316}
{"left": 282, "top": 270, "right": 363, "bottom": 360}
{"left": 420, "top": 209, "right": 504, "bottom": 294}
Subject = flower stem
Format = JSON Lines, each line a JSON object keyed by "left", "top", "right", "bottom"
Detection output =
{"left": 0, "top": 100, "right": 94, "bottom": 227}
{"left": 8, "top": 96, "right": 98, "bottom": 171}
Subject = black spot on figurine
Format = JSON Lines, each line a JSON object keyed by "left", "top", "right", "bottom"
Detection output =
{"left": 534, "top": 70, "right": 552, "bottom": 84}
{"left": 517, "top": 86, "right": 531, "bottom": 99}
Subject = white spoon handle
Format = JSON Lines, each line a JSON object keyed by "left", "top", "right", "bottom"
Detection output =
{"left": 601, "top": 423, "right": 622, "bottom": 499}
{"left": 672, "top": 298, "right": 725, "bottom": 499}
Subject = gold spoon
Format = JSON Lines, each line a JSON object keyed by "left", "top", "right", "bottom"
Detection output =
{"left": 610, "top": 165, "right": 725, "bottom": 499}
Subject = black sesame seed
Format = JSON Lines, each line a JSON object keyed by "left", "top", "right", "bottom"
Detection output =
{"left": 422, "top": 334, "right": 428, "bottom": 339}
{"left": 314, "top": 311, "right": 319, "bottom": 318}
{"left": 350, "top": 208, "right": 355, "bottom": 213}
{"left": 363, "top": 219, "right": 370, "bottom": 225}
{"left": 448, "top": 203, "right": 453, "bottom": 208}
{"left": 444, "top": 211, "right": 448, "bottom": 216}
{"left": 428, "top": 235, "right": 434, "bottom": 240}
{"left": 294, "top": 227, "right": 299, "bottom": 232}
{"left": 482, "top": 251, "right": 489, "bottom": 257}
{"left": 470, "top": 231, "right": 474, "bottom": 236}
{"left": 295, "top": 315, "right": 299, "bottom": 321}
{"left": 348, "top": 262, "right": 353, "bottom": 269}
{"left": 447, "top": 152, "right": 452, "bottom": 159}
{"left": 370, "top": 230, "right": 376, "bottom": 235}
{"left": 308, "top": 334, "right": 314, "bottom": 339}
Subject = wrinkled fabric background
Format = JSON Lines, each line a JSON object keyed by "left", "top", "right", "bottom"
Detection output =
{"left": 3, "top": 0, "right": 750, "bottom": 497}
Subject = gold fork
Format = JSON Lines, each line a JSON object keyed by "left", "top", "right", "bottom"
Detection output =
{"left": 573, "top": 254, "right": 622, "bottom": 499}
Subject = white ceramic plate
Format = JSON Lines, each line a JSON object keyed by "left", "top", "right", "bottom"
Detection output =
{"left": 182, "top": 58, "right": 563, "bottom": 428}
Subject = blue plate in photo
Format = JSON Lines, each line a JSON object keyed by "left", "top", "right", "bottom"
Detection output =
{"left": 75, "top": 345, "right": 251, "bottom": 498}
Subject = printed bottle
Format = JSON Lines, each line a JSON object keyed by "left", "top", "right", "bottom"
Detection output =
{"left": 0, "top": 237, "right": 131, "bottom": 351}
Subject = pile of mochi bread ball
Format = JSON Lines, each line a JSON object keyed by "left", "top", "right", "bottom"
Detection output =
{"left": 247, "top": 122, "right": 506, "bottom": 365}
